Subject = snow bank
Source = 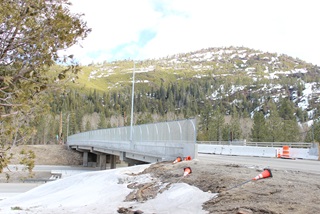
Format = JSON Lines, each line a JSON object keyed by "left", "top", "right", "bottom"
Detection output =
{"left": 0, "top": 164, "right": 216, "bottom": 214}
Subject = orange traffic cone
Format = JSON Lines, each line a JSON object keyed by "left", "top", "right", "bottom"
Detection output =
{"left": 226, "top": 168, "right": 273, "bottom": 192}
{"left": 173, "top": 156, "right": 182, "bottom": 164}
{"left": 184, "top": 156, "right": 192, "bottom": 161}
{"left": 252, "top": 168, "right": 272, "bottom": 180}
{"left": 183, "top": 167, "right": 192, "bottom": 176}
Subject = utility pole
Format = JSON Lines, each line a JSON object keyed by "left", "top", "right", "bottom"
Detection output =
{"left": 130, "top": 61, "right": 135, "bottom": 143}
{"left": 66, "top": 113, "right": 70, "bottom": 142}
{"left": 59, "top": 112, "right": 63, "bottom": 145}
{"left": 312, "top": 124, "right": 314, "bottom": 143}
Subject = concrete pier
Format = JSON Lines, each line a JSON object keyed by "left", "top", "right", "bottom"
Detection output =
{"left": 110, "top": 155, "right": 116, "bottom": 169}
{"left": 83, "top": 151, "right": 88, "bottom": 167}
{"left": 99, "top": 154, "right": 107, "bottom": 170}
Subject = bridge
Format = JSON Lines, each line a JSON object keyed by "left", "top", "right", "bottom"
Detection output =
{"left": 67, "top": 119, "right": 197, "bottom": 169}
{"left": 67, "top": 118, "right": 319, "bottom": 169}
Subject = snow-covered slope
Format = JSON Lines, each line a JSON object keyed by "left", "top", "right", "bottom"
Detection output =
{"left": 0, "top": 165, "right": 216, "bottom": 214}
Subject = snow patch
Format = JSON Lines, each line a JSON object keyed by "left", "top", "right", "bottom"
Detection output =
{"left": 0, "top": 165, "right": 216, "bottom": 214}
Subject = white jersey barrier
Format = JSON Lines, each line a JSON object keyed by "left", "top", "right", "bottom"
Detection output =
{"left": 198, "top": 144, "right": 318, "bottom": 160}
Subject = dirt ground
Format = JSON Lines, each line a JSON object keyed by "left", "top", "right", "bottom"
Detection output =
{"left": 7, "top": 144, "right": 83, "bottom": 166}
{"left": 0, "top": 145, "right": 82, "bottom": 183}
{"left": 134, "top": 160, "right": 320, "bottom": 214}
{"left": 2, "top": 145, "right": 320, "bottom": 214}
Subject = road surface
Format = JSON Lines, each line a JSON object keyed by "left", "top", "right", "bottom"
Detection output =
{"left": 198, "top": 153, "right": 320, "bottom": 174}
{"left": 0, "top": 165, "right": 97, "bottom": 200}
{"left": 0, "top": 183, "right": 41, "bottom": 200}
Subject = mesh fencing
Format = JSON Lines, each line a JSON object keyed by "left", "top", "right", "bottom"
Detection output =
{"left": 67, "top": 119, "right": 197, "bottom": 160}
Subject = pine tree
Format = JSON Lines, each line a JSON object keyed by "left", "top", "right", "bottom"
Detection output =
{"left": 198, "top": 101, "right": 213, "bottom": 140}
{"left": 229, "top": 107, "right": 242, "bottom": 141}
{"left": 265, "top": 102, "right": 283, "bottom": 142}
{"left": 251, "top": 111, "right": 267, "bottom": 142}
{"left": 85, "top": 120, "right": 91, "bottom": 132}
{"left": 279, "top": 98, "right": 295, "bottom": 120}
{"left": 209, "top": 107, "right": 225, "bottom": 141}
{"left": 280, "top": 119, "right": 300, "bottom": 142}
{"left": 0, "top": 0, "right": 90, "bottom": 152}
{"left": 305, "top": 121, "right": 320, "bottom": 143}
{"left": 98, "top": 113, "right": 107, "bottom": 129}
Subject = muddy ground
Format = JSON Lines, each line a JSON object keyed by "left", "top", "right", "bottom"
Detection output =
{"left": 2, "top": 145, "right": 320, "bottom": 214}
{"left": 123, "top": 159, "right": 320, "bottom": 214}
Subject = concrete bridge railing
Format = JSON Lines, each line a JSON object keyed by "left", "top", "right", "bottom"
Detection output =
{"left": 198, "top": 142, "right": 319, "bottom": 160}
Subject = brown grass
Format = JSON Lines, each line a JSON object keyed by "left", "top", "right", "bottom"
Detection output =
{"left": 8, "top": 145, "right": 82, "bottom": 166}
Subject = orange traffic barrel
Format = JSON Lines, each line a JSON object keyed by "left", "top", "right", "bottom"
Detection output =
{"left": 281, "top": 145, "right": 290, "bottom": 158}
{"left": 276, "top": 148, "right": 281, "bottom": 158}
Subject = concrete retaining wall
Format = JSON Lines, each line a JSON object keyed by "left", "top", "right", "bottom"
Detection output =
{"left": 198, "top": 144, "right": 319, "bottom": 160}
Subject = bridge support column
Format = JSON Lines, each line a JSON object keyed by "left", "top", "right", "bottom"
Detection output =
{"left": 110, "top": 155, "right": 116, "bottom": 169}
{"left": 83, "top": 151, "right": 88, "bottom": 167}
{"left": 99, "top": 154, "right": 107, "bottom": 170}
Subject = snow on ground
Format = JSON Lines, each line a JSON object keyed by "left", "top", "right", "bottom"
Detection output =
{"left": 0, "top": 164, "right": 216, "bottom": 214}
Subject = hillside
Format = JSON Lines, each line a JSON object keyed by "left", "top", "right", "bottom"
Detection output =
{"left": 73, "top": 46, "right": 320, "bottom": 114}
{"left": 29, "top": 46, "right": 320, "bottom": 145}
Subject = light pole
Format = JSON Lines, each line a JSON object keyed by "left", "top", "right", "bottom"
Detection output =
{"left": 312, "top": 124, "right": 314, "bottom": 143}
{"left": 66, "top": 113, "right": 70, "bottom": 140}
{"left": 130, "top": 61, "right": 135, "bottom": 143}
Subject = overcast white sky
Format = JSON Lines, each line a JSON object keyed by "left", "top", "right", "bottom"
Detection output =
{"left": 65, "top": 0, "right": 320, "bottom": 65}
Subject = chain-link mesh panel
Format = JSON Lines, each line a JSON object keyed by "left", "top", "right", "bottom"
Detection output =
{"left": 67, "top": 119, "right": 196, "bottom": 160}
